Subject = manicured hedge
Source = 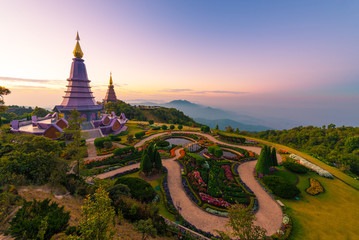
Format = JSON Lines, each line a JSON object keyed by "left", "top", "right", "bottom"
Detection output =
{"left": 218, "top": 132, "right": 245, "bottom": 144}
{"left": 113, "top": 146, "right": 135, "bottom": 156}
{"left": 94, "top": 136, "right": 111, "bottom": 148}
{"left": 282, "top": 160, "right": 308, "bottom": 174}
{"left": 115, "top": 177, "right": 155, "bottom": 202}
{"left": 85, "top": 151, "right": 141, "bottom": 169}
{"left": 156, "top": 140, "right": 170, "bottom": 147}
{"left": 262, "top": 175, "right": 300, "bottom": 199}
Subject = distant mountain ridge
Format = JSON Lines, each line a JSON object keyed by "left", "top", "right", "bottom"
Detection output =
{"left": 133, "top": 99, "right": 273, "bottom": 131}
{"left": 194, "top": 118, "right": 270, "bottom": 131}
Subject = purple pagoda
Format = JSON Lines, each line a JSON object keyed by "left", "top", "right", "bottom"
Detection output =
{"left": 53, "top": 32, "right": 102, "bottom": 121}
{"left": 103, "top": 73, "right": 118, "bottom": 104}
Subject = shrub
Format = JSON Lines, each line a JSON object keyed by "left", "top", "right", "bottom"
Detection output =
{"left": 161, "top": 125, "right": 168, "bottom": 130}
{"left": 208, "top": 146, "right": 223, "bottom": 158}
{"left": 103, "top": 140, "right": 113, "bottom": 149}
{"left": 113, "top": 146, "right": 135, "bottom": 156}
{"left": 178, "top": 125, "right": 183, "bottom": 130}
{"left": 282, "top": 160, "right": 308, "bottom": 174}
{"left": 156, "top": 140, "right": 170, "bottom": 148}
{"left": 115, "top": 177, "right": 155, "bottom": 202}
{"left": 201, "top": 125, "right": 210, "bottom": 133}
{"left": 8, "top": 199, "right": 70, "bottom": 240}
{"left": 262, "top": 175, "right": 300, "bottom": 199}
{"left": 152, "top": 126, "right": 161, "bottom": 130}
{"left": 94, "top": 137, "right": 111, "bottom": 148}
{"left": 58, "top": 141, "right": 66, "bottom": 148}
{"left": 135, "top": 131, "right": 146, "bottom": 139}
{"left": 148, "top": 120, "right": 154, "bottom": 125}
{"left": 108, "top": 183, "right": 131, "bottom": 201}
{"left": 170, "top": 125, "right": 175, "bottom": 130}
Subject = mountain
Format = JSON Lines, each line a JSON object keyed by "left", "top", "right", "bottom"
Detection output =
{"left": 132, "top": 99, "right": 299, "bottom": 130}
{"left": 194, "top": 118, "right": 270, "bottom": 131}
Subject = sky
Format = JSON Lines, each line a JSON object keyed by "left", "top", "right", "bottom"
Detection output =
{"left": 1, "top": 0, "right": 359, "bottom": 128}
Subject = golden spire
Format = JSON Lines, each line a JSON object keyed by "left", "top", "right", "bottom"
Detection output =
{"left": 73, "top": 31, "right": 84, "bottom": 58}
{"left": 109, "top": 72, "right": 113, "bottom": 86}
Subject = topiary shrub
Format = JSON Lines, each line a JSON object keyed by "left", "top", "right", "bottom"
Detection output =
{"left": 94, "top": 137, "right": 111, "bottom": 148}
{"left": 113, "top": 146, "right": 135, "bottom": 156}
{"left": 208, "top": 146, "right": 223, "bottom": 158}
{"left": 262, "top": 175, "right": 300, "bottom": 199}
{"left": 115, "top": 177, "right": 155, "bottom": 202}
{"left": 178, "top": 125, "right": 183, "bottom": 130}
{"left": 108, "top": 183, "right": 131, "bottom": 201}
{"left": 8, "top": 199, "right": 70, "bottom": 240}
{"left": 156, "top": 140, "right": 170, "bottom": 148}
{"left": 282, "top": 160, "right": 308, "bottom": 174}
{"left": 161, "top": 125, "right": 168, "bottom": 130}
{"left": 170, "top": 125, "right": 175, "bottom": 130}
{"left": 135, "top": 131, "right": 146, "bottom": 139}
{"left": 103, "top": 140, "right": 113, "bottom": 149}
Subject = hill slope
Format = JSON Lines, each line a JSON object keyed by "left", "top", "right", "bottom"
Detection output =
{"left": 104, "top": 100, "right": 200, "bottom": 126}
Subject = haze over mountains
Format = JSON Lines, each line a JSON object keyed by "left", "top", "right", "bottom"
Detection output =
{"left": 131, "top": 100, "right": 300, "bottom": 131}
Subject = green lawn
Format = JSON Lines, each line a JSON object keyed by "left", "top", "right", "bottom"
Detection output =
{"left": 273, "top": 168, "right": 298, "bottom": 185}
{"left": 122, "top": 171, "right": 176, "bottom": 221}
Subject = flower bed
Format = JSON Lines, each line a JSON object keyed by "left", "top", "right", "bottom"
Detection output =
{"left": 170, "top": 146, "right": 179, "bottom": 157}
{"left": 96, "top": 146, "right": 118, "bottom": 156}
{"left": 84, "top": 151, "right": 141, "bottom": 169}
{"left": 305, "top": 178, "right": 324, "bottom": 196}
{"left": 199, "top": 192, "right": 230, "bottom": 208}
{"left": 179, "top": 149, "right": 185, "bottom": 159}
{"left": 272, "top": 213, "right": 293, "bottom": 240}
{"left": 182, "top": 153, "right": 251, "bottom": 210}
{"left": 289, "top": 154, "right": 333, "bottom": 178}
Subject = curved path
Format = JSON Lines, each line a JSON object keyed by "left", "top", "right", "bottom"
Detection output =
{"left": 96, "top": 131, "right": 283, "bottom": 235}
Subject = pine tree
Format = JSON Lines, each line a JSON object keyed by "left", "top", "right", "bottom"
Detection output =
{"left": 255, "top": 146, "right": 270, "bottom": 175}
{"left": 271, "top": 148, "right": 278, "bottom": 166}
{"left": 142, "top": 153, "right": 152, "bottom": 175}
{"left": 154, "top": 150, "right": 162, "bottom": 171}
{"left": 215, "top": 124, "right": 219, "bottom": 130}
{"left": 140, "top": 149, "right": 147, "bottom": 171}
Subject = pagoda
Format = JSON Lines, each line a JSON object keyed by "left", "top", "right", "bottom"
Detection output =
{"left": 103, "top": 73, "right": 118, "bottom": 104}
{"left": 54, "top": 32, "right": 102, "bottom": 121}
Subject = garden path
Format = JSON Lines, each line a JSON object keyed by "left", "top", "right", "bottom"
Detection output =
{"left": 95, "top": 131, "right": 283, "bottom": 236}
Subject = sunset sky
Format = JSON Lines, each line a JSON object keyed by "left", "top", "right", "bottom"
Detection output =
{"left": 1, "top": 1, "right": 359, "bottom": 127}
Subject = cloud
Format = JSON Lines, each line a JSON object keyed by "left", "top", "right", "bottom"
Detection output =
{"left": 162, "top": 88, "right": 193, "bottom": 92}
{"left": 161, "top": 88, "right": 247, "bottom": 95}
{"left": 195, "top": 90, "right": 247, "bottom": 94}
{"left": 0, "top": 76, "right": 62, "bottom": 84}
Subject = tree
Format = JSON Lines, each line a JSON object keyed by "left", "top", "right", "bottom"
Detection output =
{"left": 148, "top": 120, "right": 154, "bottom": 125}
{"left": 31, "top": 106, "right": 49, "bottom": 117}
{"left": 170, "top": 124, "right": 175, "bottom": 130}
{"left": 215, "top": 124, "right": 219, "bottom": 130}
{"left": 62, "top": 109, "right": 86, "bottom": 177}
{"left": 201, "top": 125, "right": 210, "bottom": 133}
{"left": 271, "top": 148, "right": 278, "bottom": 166}
{"left": 134, "top": 219, "right": 157, "bottom": 240}
{"left": 255, "top": 146, "right": 270, "bottom": 175}
{"left": 8, "top": 199, "right": 70, "bottom": 240}
{"left": 225, "top": 126, "right": 234, "bottom": 133}
{"left": 0, "top": 86, "right": 11, "bottom": 113}
{"left": 154, "top": 150, "right": 162, "bottom": 171}
{"left": 177, "top": 124, "right": 183, "bottom": 130}
{"left": 215, "top": 204, "right": 266, "bottom": 240}
{"left": 142, "top": 153, "right": 152, "bottom": 175}
{"left": 161, "top": 125, "right": 168, "bottom": 130}
{"left": 68, "top": 186, "right": 116, "bottom": 240}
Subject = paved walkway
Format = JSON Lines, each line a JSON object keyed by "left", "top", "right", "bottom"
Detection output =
{"left": 93, "top": 131, "right": 283, "bottom": 235}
